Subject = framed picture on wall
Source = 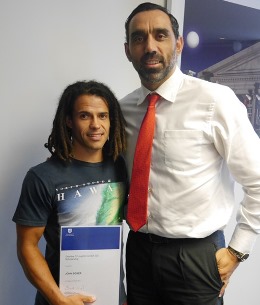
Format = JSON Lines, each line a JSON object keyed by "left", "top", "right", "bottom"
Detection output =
{"left": 181, "top": 0, "right": 260, "bottom": 136}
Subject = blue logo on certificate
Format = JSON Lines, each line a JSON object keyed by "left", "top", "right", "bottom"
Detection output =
{"left": 61, "top": 226, "right": 121, "bottom": 250}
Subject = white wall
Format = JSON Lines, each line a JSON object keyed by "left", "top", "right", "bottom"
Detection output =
{"left": 0, "top": 0, "right": 164, "bottom": 304}
{"left": 1, "top": 0, "right": 259, "bottom": 304}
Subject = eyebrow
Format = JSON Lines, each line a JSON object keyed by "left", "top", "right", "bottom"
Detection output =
{"left": 76, "top": 110, "right": 109, "bottom": 115}
{"left": 130, "top": 28, "right": 171, "bottom": 39}
{"left": 130, "top": 30, "right": 145, "bottom": 39}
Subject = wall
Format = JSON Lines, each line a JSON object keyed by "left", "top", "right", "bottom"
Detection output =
{"left": 1, "top": 1, "right": 259, "bottom": 305}
{"left": 0, "top": 1, "right": 166, "bottom": 304}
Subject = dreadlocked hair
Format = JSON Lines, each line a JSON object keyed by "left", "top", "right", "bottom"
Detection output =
{"left": 44, "top": 80, "right": 127, "bottom": 163}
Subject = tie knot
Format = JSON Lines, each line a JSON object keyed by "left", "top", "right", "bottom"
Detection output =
{"left": 147, "top": 93, "right": 160, "bottom": 107}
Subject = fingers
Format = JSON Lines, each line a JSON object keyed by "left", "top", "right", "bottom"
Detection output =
{"left": 81, "top": 295, "right": 96, "bottom": 303}
{"left": 219, "top": 280, "right": 229, "bottom": 297}
{"left": 216, "top": 247, "right": 239, "bottom": 298}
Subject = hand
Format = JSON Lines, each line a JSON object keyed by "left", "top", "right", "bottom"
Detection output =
{"left": 215, "top": 248, "right": 239, "bottom": 297}
{"left": 58, "top": 294, "right": 96, "bottom": 305}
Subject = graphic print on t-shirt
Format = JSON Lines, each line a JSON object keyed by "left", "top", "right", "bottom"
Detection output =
{"left": 56, "top": 181, "right": 125, "bottom": 226}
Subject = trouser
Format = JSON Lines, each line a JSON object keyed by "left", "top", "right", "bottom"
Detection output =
{"left": 126, "top": 230, "right": 225, "bottom": 305}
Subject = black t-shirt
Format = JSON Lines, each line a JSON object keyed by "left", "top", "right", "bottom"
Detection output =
{"left": 13, "top": 155, "right": 128, "bottom": 305}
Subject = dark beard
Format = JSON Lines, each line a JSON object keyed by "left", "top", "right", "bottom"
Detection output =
{"left": 137, "top": 52, "right": 176, "bottom": 84}
{"left": 138, "top": 63, "right": 174, "bottom": 84}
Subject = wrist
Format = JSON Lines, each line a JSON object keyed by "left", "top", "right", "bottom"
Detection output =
{"left": 227, "top": 246, "right": 249, "bottom": 262}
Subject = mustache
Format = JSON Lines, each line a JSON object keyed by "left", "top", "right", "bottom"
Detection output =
{"left": 141, "top": 51, "right": 163, "bottom": 62}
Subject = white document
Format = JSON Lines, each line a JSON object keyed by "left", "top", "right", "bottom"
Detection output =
{"left": 60, "top": 225, "right": 122, "bottom": 305}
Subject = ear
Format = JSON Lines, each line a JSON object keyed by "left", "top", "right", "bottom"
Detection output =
{"left": 66, "top": 116, "right": 73, "bottom": 129}
{"left": 176, "top": 36, "right": 184, "bottom": 55}
{"left": 124, "top": 43, "right": 132, "bottom": 62}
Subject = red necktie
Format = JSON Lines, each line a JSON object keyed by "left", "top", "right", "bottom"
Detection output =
{"left": 127, "top": 94, "right": 160, "bottom": 231}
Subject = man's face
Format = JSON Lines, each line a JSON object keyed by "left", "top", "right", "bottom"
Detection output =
{"left": 66, "top": 94, "right": 110, "bottom": 162}
{"left": 125, "top": 10, "right": 183, "bottom": 90}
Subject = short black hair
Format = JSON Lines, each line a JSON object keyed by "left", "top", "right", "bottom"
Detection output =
{"left": 125, "top": 2, "right": 179, "bottom": 43}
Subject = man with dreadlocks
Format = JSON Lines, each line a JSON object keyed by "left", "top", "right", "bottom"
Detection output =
{"left": 12, "top": 80, "right": 128, "bottom": 305}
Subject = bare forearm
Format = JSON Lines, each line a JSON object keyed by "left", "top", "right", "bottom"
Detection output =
{"left": 18, "top": 244, "right": 65, "bottom": 305}
{"left": 16, "top": 225, "right": 95, "bottom": 305}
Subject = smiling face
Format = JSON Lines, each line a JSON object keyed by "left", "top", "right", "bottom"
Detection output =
{"left": 125, "top": 9, "right": 183, "bottom": 91}
{"left": 66, "top": 94, "right": 110, "bottom": 163}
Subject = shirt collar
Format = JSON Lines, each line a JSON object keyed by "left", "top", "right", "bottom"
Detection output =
{"left": 138, "top": 66, "right": 184, "bottom": 105}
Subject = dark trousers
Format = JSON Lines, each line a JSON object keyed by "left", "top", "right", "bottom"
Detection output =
{"left": 126, "top": 230, "right": 225, "bottom": 305}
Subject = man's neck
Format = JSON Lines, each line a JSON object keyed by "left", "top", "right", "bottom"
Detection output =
{"left": 71, "top": 149, "right": 103, "bottom": 163}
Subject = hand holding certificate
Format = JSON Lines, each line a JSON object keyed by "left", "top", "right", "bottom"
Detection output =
{"left": 60, "top": 225, "right": 122, "bottom": 305}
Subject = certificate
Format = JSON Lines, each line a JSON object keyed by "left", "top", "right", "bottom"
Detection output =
{"left": 60, "top": 225, "right": 122, "bottom": 305}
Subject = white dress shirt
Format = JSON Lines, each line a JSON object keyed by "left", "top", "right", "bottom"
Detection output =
{"left": 120, "top": 66, "right": 260, "bottom": 253}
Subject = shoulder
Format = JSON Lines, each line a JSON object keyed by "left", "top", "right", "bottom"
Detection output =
{"left": 184, "top": 76, "right": 239, "bottom": 105}
{"left": 185, "top": 74, "right": 233, "bottom": 94}
{"left": 120, "top": 88, "right": 142, "bottom": 106}
{"left": 25, "top": 156, "right": 70, "bottom": 187}
{"left": 29, "top": 156, "right": 64, "bottom": 175}
{"left": 114, "top": 154, "right": 127, "bottom": 168}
